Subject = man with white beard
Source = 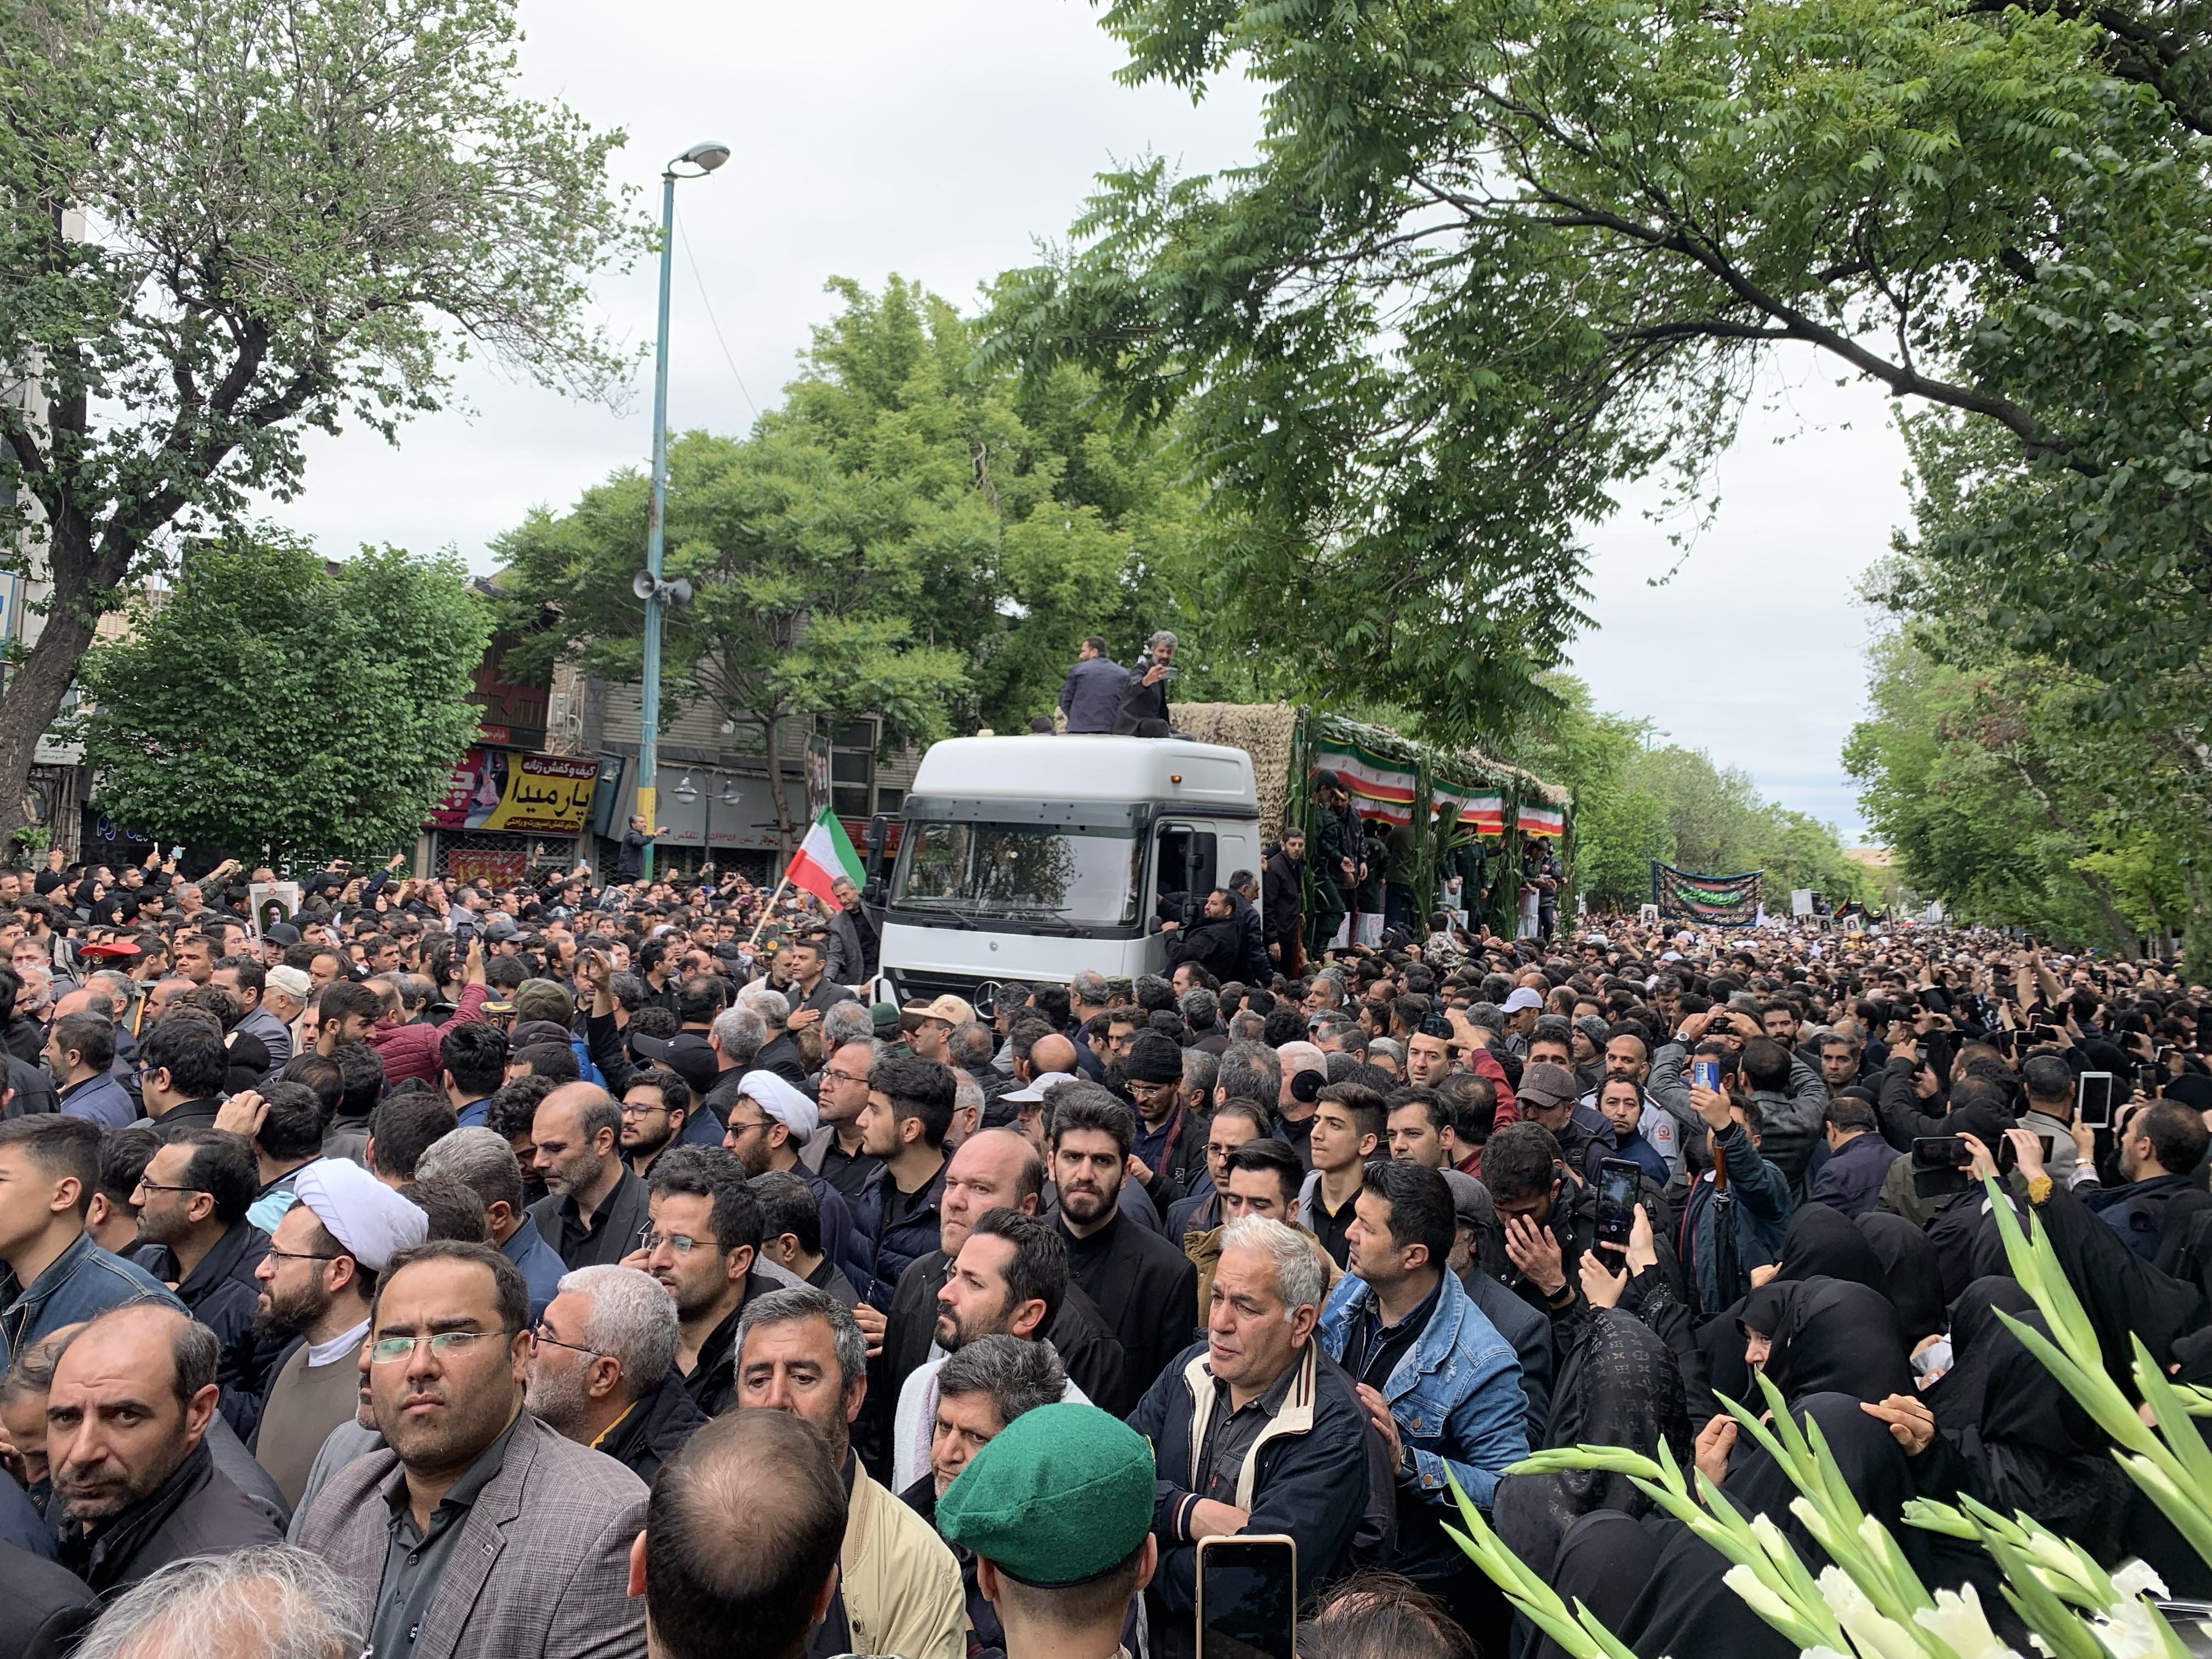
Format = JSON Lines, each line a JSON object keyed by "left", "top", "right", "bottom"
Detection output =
{"left": 524, "top": 1264, "right": 705, "bottom": 1484}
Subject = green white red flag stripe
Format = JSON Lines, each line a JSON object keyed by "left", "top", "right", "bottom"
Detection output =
{"left": 785, "top": 807, "right": 865, "bottom": 905}
{"left": 1517, "top": 802, "right": 1565, "bottom": 836}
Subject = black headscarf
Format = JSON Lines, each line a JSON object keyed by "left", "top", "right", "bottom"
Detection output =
{"left": 1773, "top": 1203, "right": 1888, "bottom": 1294}
{"left": 1926, "top": 1277, "right": 2131, "bottom": 1564}
{"left": 1736, "top": 1277, "right": 1914, "bottom": 1406}
{"left": 1857, "top": 1211, "right": 1946, "bottom": 1345}
{"left": 1496, "top": 1308, "right": 1693, "bottom": 1583}
{"left": 2034, "top": 1185, "right": 2205, "bottom": 1390}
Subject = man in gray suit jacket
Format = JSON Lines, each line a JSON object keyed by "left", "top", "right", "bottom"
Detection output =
{"left": 294, "top": 1239, "right": 647, "bottom": 1659}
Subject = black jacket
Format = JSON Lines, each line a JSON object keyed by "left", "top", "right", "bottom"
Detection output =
{"left": 1058, "top": 655, "right": 1127, "bottom": 734}
{"left": 1126, "top": 1338, "right": 1372, "bottom": 1659}
{"left": 825, "top": 903, "right": 880, "bottom": 985}
{"left": 681, "top": 1273, "right": 785, "bottom": 1419}
{"left": 57, "top": 1440, "right": 280, "bottom": 1596}
{"left": 529, "top": 1167, "right": 653, "bottom": 1273}
{"left": 597, "top": 1369, "right": 709, "bottom": 1485}
{"left": 1114, "top": 663, "right": 1171, "bottom": 733}
{"left": 1227, "top": 892, "right": 1271, "bottom": 983}
{"left": 1261, "top": 850, "right": 1304, "bottom": 948}
{"left": 131, "top": 1221, "right": 270, "bottom": 1437}
{"left": 851, "top": 1160, "right": 947, "bottom": 1312}
{"left": 616, "top": 826, "right": 654, "bottom": 882}
{"left": 1057, "top": 1206, "right": 1199, "bottom": 1407}
{"left": 1163, "top": 917, "right": 1245, "bottom": 986}
{"left": 0, "top": 1541, "right": 95, "bottom": 1659}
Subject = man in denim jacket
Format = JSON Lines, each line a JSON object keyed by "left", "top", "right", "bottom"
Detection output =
{"left": 1318, "top": 1159, "right": 1527, "bottom": 1626}
{"left": 0, "top": 1117, "right": 180, "bottom": 1367}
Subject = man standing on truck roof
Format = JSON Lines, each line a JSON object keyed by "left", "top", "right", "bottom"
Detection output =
{"left": 1308, "top": 772, "right": 1363, "bottom": 957}
{"left": 1058, "top": 636, "right": 1126, "bottom": 735}
{"left": 1113, "top": 631, "right": 1177, "bottom": 735}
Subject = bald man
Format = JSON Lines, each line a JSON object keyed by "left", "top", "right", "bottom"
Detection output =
{"left": 47, "top": 1304, "right": 280, "bottom": 1595}
{"left": 866, "top": 1130, "right": 1127, "bottom": 1471}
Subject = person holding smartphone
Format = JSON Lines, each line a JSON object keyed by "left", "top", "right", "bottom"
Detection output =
{"left": 1112, "top": 628, "right": 1179, "bottom": 734}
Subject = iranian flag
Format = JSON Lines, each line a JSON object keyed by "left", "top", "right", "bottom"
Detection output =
{"left": 1517, "top": 802, "right": 1565, "bottom": 836}
{"left": 785, "top": 807, "right": 865, "bottom": 905}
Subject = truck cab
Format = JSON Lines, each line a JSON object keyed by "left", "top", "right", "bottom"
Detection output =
{"left": 874, "top": 733, "right": 1261, "bottom": 1009}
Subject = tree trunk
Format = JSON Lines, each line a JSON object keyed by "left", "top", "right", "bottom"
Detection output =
{"left": 0, "top": 601, "right": 94, "bottom": 845}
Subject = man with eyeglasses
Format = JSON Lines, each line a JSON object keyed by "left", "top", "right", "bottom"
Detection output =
{"left": 248, "top": 1157, "right": 427, "bottom": 1509}
{"left": 294, "top": 1240, "right": 649, "bottom": 1659}
{"left": 618, "top": 1065, "right": 694, "bottom": 1181}
{"left": 524, "top": 1263, "right": 704, "bottom": 1485}
{"left": 624, "top": 1146, "right": 795, "bottom": 1418}
{"left": 799, "top": 1037, "right": 884, "bottom": 1206}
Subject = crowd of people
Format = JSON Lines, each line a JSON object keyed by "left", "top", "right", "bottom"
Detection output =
{"left": 0, "top": 830, "right": 2205, "bottom": 1659}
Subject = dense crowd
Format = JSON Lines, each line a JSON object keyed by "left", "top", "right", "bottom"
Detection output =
{"left": 0, "top": 828, "right": 2205, "bottom": 1659}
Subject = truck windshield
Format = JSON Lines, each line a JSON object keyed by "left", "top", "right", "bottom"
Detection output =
{"left": 892, "top": 821, "right": 1142, "bottom": 926}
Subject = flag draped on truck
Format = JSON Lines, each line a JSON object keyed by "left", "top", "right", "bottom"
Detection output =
{"left": 1309, "top": 735, "right": 1420, "bottom": 827}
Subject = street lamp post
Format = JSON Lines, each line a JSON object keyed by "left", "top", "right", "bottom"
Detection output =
{"left": 638, "top": 139, "right": 730, "bottom": 882}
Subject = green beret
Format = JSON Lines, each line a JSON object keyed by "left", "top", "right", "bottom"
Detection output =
{"left": 935, "top": 1403, "right": 1154, "bottom": 1587}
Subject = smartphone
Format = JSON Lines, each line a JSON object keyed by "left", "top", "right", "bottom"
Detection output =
{"left": 1691, "top": 1058, "right": 1721, "bottom": 1093}
{"left": 168, "top": 845, "right": 183, "bottom": 859}
{"left": 1596, "top": 1158, "right": 1641, "bottom": 1249}
{"left": 2030, "top": 1024, "right": 2062, "bottom": 1042}
{"left": 1912, "top": 1136, "right": 1968, "bottom": 1170}
{"left": 2078, "top": 1071, "right": 2116, "bottom": 1130}
{"left": 1197, "top": 1534, "right": 1297, "bottom": 1659}
{"left": 2137, "top": 1063, "right": 2164, "bottom": 1094}
{"left": 1993, "top": 1030, "right": 2017, "bottom": 1057}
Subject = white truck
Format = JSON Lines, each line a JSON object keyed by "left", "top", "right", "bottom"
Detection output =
{"left": 872, "top": 732, "right": 1262, "bottom": 1010}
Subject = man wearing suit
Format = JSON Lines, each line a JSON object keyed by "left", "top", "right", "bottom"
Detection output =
{"left": 527, "top": 1082, "right": 651, "bottom": 1273}
{"left": 295, "top": 1240, "right": 648, "bottom": 1659}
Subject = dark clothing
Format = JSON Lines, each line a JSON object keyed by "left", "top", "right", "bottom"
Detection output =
{"left": 4, "top": 1059, "right": 57, "bottom": 1124}
{"left": 1736, "top": 1276, "right": 1914, "bottom": 1406}
{"left": 753, "top": 1032, "right": 808, "bottom": 1087}
{"left": 1057, "top": 1206, "right": 1199, "bottom": 1406}
{"left": 1310, "top": 1183, "right": 1358, "bottom": 1269}
{"left": 812, "top": 1134, "right": 882, "bottom": 1208}
{"left": 528, "top": 1166, "right": 651, "bottom": 1273}
{"left": 1113, "top": 662, "right": 1172, "bottom": 733}
{"left": 1809, "top": 1129, "right": 1893, "bottom": 1217}
{"left": 1126, "top": 1339, "right": 1370, "bottom": 1659}
{"left": 805, "top": 1252, "right": 861, "bottom": 1308}
{"left": 681, "top": 1274, "right": 784, "bottom": 1418}
{"left": 131, "top": 1221, "right": 269, "bottom": 1436}
{"left": 55, "top": 1071, "right": 134, "bottom": 1128}
{"left": 58, "top": 1439, "right": 280, "bottom": 1596}
{"left": 1130, "top": 1105, "right": 1207, "bottom": 1215}
{"left": 594, "top": 1370, "right": 708, "bottom": 1486}
{"left": 824, "top": 902, "right": 880, "bottom": 985}
{"left": 1058, "top": 654, "right": 1128, "bottom": 733}
{"left": 0, "top": 1231, "right": 182, "bottom": 1369}
{"left": 148, "top": 1098, "right": 224, "bottom": 1141}
{"left": 616, "top": 827, "right": 655, "bottom": 883}
{"left": 0, "top": 1542, "right": 95, "bottom": 1659}
{"left": 1163, "top": 916, "right": 1245, "bottom": 986}
{"left": 1227, "top": 891, "right": 1270, "bottom": 983}
{"left": 1462, "top": 1266, "right": 1555, "bottom": 1443}
{"left": 1197, "top": 1355, "right": 1301, "bottom": 1504}
{"left": 2084, "top": 1172, "right": 2212, "bottom": 1266}
{"left": 1262, "top": 850, "right": 1304, "bottom": 957}
{"left": 851, "top": 1159, "right": 947, "bottom": 1312}
{"left": 370, "top": 1408, "right": 525, "bottom": 1659}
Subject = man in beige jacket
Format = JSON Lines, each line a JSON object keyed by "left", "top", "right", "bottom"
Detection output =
{"left": 735, "top": 1284, "right": 962, "bottom": 1659}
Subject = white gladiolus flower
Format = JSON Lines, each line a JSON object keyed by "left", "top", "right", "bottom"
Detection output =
{"left": 1723, "top": 1564, "right": 1801, "bottom": 1630}
{"left": 1818, "top": 1566, "right": 1927, "bottom": 1659}
{"left": 1912, "top": 1583, "right": 2017, "bottom": 1659}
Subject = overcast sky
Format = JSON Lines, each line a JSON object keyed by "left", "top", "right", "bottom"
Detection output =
{"left": 268, "top": 0, "right": 1904, "bottom": 842}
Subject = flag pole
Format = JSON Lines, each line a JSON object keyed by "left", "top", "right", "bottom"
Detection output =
{"left": 747, "top": 873, "right": 793, "bottom": 949}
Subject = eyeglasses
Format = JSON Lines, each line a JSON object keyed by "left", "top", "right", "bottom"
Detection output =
{"left": 134, "top": 1182, "right": 208, "bottom": 1197}
{"left": 262, "top": 1247, "right": 343, "bottom": 1265}
{"left": 821, "top": 1069, "right": 870, "bottom": 1087}
{"left": 369, "top": 1329, "right": 516, "bottom": 1364}
{"left": 530, "top": 1323, "right": 603, "bottom": 1359}
{"left": 635, "top": 1227, "right": 719, "bottom": 1256}
{"left": 619, "top": 1102, "right": 669, "bottom": 1118}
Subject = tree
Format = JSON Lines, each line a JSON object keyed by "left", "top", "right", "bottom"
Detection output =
{"left": 496, "top": 277, "right": 1219, "bottom": 847}
{"left": 78, "top": 534, "right": 488, "bottom": 862}
{"left": 983, "top": 0, "right": 2212, "bottom": 738}
{"left": 0, "top": 0, "right": 643, "bottom": 838}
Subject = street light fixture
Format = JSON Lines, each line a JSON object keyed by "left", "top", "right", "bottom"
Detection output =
{"left": 637, "top": 138, "right": 730, "bottom": 883}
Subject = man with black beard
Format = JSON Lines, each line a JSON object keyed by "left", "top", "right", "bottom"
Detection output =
{"left": 1047, "top": 1086, "right": 1197, "bottom": 1406}
{"left": 619, "top": 1064, "right": 695, "bottom": 1180}
{"left": 245, "top": 1159, "right": 427, "bottom": 1509}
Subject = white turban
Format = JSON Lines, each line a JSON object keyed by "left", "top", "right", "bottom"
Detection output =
{"left": 739, "top": 1070, "right": 819, "bottom": 1142}
{"left": 292, "top": 1157, "right": 427, "bottom": 1271}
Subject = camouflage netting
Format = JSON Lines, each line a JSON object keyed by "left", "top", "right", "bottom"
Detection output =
{"left": 1171, "top": 702, "right": 1300, "bottom": 841}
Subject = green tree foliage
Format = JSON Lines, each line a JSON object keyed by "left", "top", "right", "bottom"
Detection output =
{"left": 0, "top": 0, "right": 644, "bottom": 842}
{"left": 1844, "top": 629, "right": 2204, "bottom": 958}
{"left": 1511, "top": 678, "right": 1870, "bottom": 909}
{"left": 983, "top": 0, "right": 2212, "bottom": 743}
{"left": 496, "top": 277, "right": 1217, "bottom": 832}
{"left": 79, "top": 535, "right": 488, "bottom": 863}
